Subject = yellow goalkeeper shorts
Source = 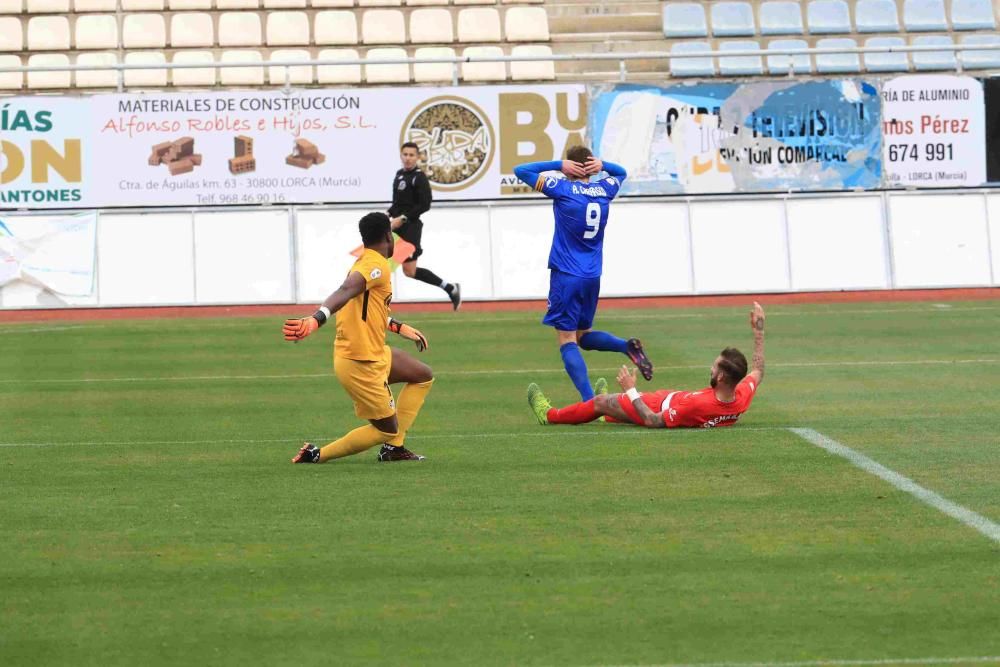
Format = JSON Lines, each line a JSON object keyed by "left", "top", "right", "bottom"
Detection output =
{"left": 334, "top": 346, "right": 395, "bottom": 420}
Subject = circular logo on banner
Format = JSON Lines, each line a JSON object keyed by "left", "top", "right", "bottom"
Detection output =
{"left": 399, "top": 96, "right": 495, "bottom": 192}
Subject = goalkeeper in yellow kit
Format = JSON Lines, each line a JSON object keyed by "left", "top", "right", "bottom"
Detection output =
{"left": 284, "top": 212, "right": 434, "bottom": 463}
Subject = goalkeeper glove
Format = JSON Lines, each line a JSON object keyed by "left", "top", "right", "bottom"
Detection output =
{"left": 388, "top": 317, "right": 428, "bottom": 352}
{"left": 283, "top": 317, "right": 318, "bottom": 341}
{"left": 283, "top": 306, "right": 330, "bottom": 342}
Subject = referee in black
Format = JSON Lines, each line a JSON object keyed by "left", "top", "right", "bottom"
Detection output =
{"left": 388, "top": 142, "right": 461, "bottom": 310}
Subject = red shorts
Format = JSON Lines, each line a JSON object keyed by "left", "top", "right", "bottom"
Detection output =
{"left": 610, "top": 389, "right": 676, "bottom": 426}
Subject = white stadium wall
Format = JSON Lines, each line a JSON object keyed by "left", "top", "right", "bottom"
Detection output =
{"left": 0, "top": 191, "right": 998, "bottom": 309}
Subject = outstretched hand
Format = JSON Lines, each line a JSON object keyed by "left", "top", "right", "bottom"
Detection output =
{"left": 750, "top": 301, "right": 765, "bottom": 333}
{"left": 616, "top": 365, "right": 638, "bottom": 392}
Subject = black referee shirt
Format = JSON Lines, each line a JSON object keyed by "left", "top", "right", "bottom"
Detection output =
{"left": 388, "top": 167, "right": 432, "bottom": 224}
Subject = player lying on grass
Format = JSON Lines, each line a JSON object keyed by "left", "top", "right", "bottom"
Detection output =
{"left": 528, "top": 302, "right": 765, "bottom": 429}
{"left": 284, "top": 212, "right": 433, "bottom": 463}
{"left": 513, "top": 146, "right": 654, "bottom": 403}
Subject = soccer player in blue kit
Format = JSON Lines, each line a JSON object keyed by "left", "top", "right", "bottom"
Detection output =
{"left": 514, "top": 146, "right": 654, "bottom": 401}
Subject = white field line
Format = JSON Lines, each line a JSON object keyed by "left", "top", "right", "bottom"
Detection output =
{"left": 609, "top": 656, "right": 1000, "bottom": 667}
{"left": 0, "top": 324, "right": 93, "bottom": 335}
{"left": 789, "top": 428, "right": 1000, "bottom": 545}
{"left": 0, "top": 426, "right": 787, "bottom": 448}
{"left": 0, "top": 358, "right": 996, "bottom": 385}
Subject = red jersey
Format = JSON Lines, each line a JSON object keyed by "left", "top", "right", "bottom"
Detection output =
{"left": 615, "top": 376, "right": 759, "bottom": 428}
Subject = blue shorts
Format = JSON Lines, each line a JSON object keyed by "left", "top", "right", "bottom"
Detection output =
{"left": 543, "top": 269, "right": 601, "bottom": 332}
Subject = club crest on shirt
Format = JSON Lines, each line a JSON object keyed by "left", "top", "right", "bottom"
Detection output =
{"left": 370, "top": 268, "right": 382, "bottom": 279}
{"left": 397, "top": 179, "right": 406, "bottom": 190}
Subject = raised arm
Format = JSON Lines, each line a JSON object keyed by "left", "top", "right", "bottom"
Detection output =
{"left": 616, "top": 365, "right": 665, "bottom": 428}
{"left": 513, "top": 160, "right": 587, "bottom": 190}
{"left": 748, "top": 301, "right": 765, "bottom": 385}
{"left": 282, "top": 272, "right": 367, "bottom": 341}
{"left": 513, "top": 160, "right": 564, "bottom": 189}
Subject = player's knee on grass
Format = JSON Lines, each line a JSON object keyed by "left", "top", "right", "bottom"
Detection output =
{"left": 594, "top": 394, "right": 613, "bottom": 414}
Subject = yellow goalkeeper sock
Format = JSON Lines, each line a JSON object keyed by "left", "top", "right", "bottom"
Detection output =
{"left": 319, "top": 425, "right": 397, "bottom": 462}
{"left": 386, "top": 379, "right": 434, "bottom": 447}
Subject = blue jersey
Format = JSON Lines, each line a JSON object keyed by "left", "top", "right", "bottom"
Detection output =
{"left": 536, "top": 175, "right": 622, "bottom": 279}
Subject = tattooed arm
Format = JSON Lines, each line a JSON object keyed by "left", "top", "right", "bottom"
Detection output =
{"left": 608, "top": 365, "right": 666, "bottom": 428}
{"left": 748, "top": 301, "right": 765, "bottom": 386}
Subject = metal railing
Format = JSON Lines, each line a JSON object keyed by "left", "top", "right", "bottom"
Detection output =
{"left": 0, "top": 42, "right": 996, "bottom": 92}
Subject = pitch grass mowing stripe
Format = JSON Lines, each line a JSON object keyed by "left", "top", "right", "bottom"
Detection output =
{"left": 0, "top": 304, "right": 995, "bottom": 331}
{"left": 789, "top": 427, "right": 1000, "bottom": 545}
{"left": 0, "top": 427, "right": 792, "bottom": 448}
{"left": 612, "top": 656, "right": 1000, "bottom": 667}
{"left": 1, "top": 358, "right": 997, "bottom": 385}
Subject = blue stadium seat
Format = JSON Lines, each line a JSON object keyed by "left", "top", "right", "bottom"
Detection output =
{"left": 855, "top": 0, "right": 900, "bottom": 32}
{"left": 807, "top": 0, "right": 852, "bottom": 34}
{"left": 663, "top": 3, "right": 708, "bottom": 38}
{"left": 718, "top": 40, "right": 764, "bottom": 74}
{"left": 863, "top": 36, "right": 909, "bottom": 72}
{"left": 815, "top": 37, "right": 860, "bottom": 72}
{"left": 766, "top": 38, "right": 811, "bottom": 73}
{"left": 903, "top": 0, "right": 948, "bottom": 31}
{"left": 959, "top": 34, "right": 1000, "bottom": 69}
{"left": 760, "top": 1, "right": 804, "bottom": 35}
{"left": 669, "top": 40, "right": 715, "bottom": 76}
{"left": 912, "top": 35, "right": 956, "bottom": 70}
{"left": 950, "top": 0, "right": 996, "bottom": 30}
{"left": 710, "top": 2, "right": 756, "bottom": 36}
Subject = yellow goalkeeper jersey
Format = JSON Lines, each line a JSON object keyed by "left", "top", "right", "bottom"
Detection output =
{"left": 334, "top": 249, "right": 393, "bottom": 362}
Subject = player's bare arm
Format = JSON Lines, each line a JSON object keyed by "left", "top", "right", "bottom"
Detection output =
{"left": 616, "top": 365, "right": 666, "bottom": 428}
{"left": 282, "top": 272, "right": 367, "bottom": 341}
{"left": 748, "top": 301, "right": 765, "bottom": 385}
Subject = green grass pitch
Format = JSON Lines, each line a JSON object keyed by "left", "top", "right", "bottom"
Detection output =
{"left": 1, "top": 301, "right": 998, "bottom": 666}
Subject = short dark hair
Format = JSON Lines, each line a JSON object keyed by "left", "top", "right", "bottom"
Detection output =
{"left": 717, "top": 347, "right": 748, "bottom": 384}
{"left": 359, "top": 212, "right": 391, "bottom": 246}
{"left": 566, "top": 145, "right": 593, "bottom": 164}
{"left": 400, "top": 142, "right": 419, "bottom": 152}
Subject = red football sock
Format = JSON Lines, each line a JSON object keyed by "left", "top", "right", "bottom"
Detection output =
{"left": 547, "top": 398, "right": 599, "bottom": 424}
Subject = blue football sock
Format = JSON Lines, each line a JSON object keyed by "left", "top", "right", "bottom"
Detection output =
{"left": 560, "top": 342, "right": 594, "bottom": 401}
{"left": 579, "top": 331, "right": 629, "bottom": 354}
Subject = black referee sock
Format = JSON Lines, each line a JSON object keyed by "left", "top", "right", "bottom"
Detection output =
{"left": 414, "top": 268, "right": 453, "bottom": 294}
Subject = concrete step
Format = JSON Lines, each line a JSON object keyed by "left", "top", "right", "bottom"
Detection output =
{"left": 553, "top": 70, "right": 674, "bottom": 83}
{"left": 548, "top": 12, "right": 662, "bottom": 33}
{"left": 545, "top": 0, "right": 661, "bottom": 16}
{"left": 551, "top": 30, "right": 666, "bottom": 43}
{"left": 554, "top": 56, "right": 670, "bottom": 74}
{"left": 550, "top": 40, "right": 668, "bottom": 55}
